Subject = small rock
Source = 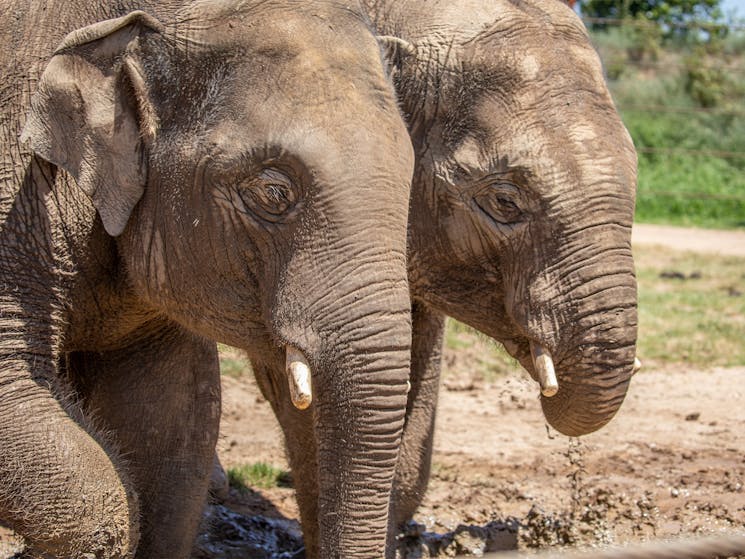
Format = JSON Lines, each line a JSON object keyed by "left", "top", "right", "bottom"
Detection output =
{"left": 685, "top": 412, "right": 700, "bottom": 421}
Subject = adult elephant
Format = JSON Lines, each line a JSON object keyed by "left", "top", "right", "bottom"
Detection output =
{"left": 360, "top": 0, "right": 640, "bottom": 536}
{"left": 0, "top": 1, "right": 414, "bottom": 557}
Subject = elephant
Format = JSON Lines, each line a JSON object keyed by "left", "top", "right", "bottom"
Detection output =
{"left": 233, "top": 1, "right": 639, "bottom": 554}
{"left": 358, "top": 0, "right": 640, "bottom": 533}
{"left": 0, "top": 1, "right": 415, "bottom": 557}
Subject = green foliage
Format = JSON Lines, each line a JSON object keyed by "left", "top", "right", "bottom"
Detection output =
{"left": 626, "top": 15, "right": 664, "bottom": 61}
{"left": 589, "top": 20, "right": 745, "bottom": 228}
{"left": 227, "top": 462, "right": 292, "bottom": 491}
{"left": 620, "top": 103, "right": 745, "bottom": 228}
{"left": 581, "top": 0, "right": 722, "bottom": 27}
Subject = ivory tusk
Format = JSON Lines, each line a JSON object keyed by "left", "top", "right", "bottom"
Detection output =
{"left": 530, "top": 342, "right": 559, "bottom": 398}
{"left": 286, "top": 346, "right": 312, "bottom": 410}
{"left": 633, "top": 357, "right": 642, "bottom": 374}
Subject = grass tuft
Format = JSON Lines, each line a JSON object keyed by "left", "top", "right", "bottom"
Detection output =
{"left": 227, "top": 462, "right": 292, "bottom": 491}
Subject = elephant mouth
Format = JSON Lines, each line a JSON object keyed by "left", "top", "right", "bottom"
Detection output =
{"left": 502, "top": 336, "right": 642, "bottom": 401}
{"left": 501, "top": 337, "right": 546, "bottom": 387}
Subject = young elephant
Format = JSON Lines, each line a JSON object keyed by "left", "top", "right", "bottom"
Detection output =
{"left": 360, "top": 0, "right": 640, "bottom": 532}
{"left": 0, "top": 1, "right": 414, "bottom": 557}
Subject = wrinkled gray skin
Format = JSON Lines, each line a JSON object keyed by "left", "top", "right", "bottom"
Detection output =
{"left": 0, "top": 1, "right": 414, "bottom": 557}
{"left": 359, "top": 0, "right": 639, "bottom": 536}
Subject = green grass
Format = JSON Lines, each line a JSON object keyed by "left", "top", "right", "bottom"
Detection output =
{"left": 634, "top": 246, "right": 745, "bottom": 368}
{"left": 227, "top": 462, "right": 292, "bottom": 491}
{"left": 218, "top": 344, "right": 252, "bottom": 378}
{"left": 623, "top": 107, "right": 745, "bottom": 228}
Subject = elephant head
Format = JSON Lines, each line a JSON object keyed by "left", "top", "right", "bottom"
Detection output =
{"left": 20, "top": 1, "right": 414, "bottom": 555}
{"left": 377, "top": 0, "right": 638, "bottom": 436}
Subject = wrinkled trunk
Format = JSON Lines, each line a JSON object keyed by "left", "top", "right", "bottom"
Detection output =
{"left": 273, "top": 230, "right": 412, "bottom": 557}
{"left": 541, "top": 268, "right": 637, "bottom": 436}
{"left": 314, "top": 341, "right": 410, "bottom": 556}
{"left": 517, "top": 224, "right": 637, "bottom": 437}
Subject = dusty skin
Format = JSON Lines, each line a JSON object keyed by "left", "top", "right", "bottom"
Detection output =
{"left": 2, "top": 225, "right": 744, "bottom": 557}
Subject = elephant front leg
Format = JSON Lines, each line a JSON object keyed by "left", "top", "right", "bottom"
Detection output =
{"left": 68, "top": 323, "right": 221, "bottom": 559}
{"left": 389, "top": 302, "right": 445, "bottom": 535}
{"left": 0, "top": 358, "right": 138, "bottom": 558}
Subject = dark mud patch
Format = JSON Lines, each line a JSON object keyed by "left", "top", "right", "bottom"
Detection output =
{"left": 193, "top": 505, "right": 305, "bottom": 559}
{"left": 192, "top": 486, "right": 650, "bottom": 559}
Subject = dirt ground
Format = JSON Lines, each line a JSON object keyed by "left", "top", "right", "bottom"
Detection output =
{"left": 631, "top": 224, "right": 745, "bottom": 257}
{"left": 2, "top": 224, "right": 744, "bottom": 558}
{"left": 192, "top": 363, "right": 745, "bottom": 558}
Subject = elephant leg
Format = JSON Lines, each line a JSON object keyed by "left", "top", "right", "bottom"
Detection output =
{"left": 252, "top": 359, "right": 321, "bottom": 559}
{"left": 67, "top": 323, "right": 221, "bottom": 559}
{"left": 389, "top": 302, "right": 445, "bottom": 533}
{"left": 0, "top": 358, "right": 139, "bottom": 558}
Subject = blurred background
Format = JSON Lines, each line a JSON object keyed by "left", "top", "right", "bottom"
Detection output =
{"left": 568, "top": 0, "right": 745, "bottom": 229}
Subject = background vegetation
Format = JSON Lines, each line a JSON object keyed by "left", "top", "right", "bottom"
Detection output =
{"left": 584, "top": 7, "right": 745, "bottom": 228}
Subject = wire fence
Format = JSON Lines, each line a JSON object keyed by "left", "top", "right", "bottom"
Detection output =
{"left": 579, "top": 15, "right": 745, "bottom": 210}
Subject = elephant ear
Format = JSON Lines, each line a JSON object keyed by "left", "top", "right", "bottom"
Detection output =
{"left": 21, "top": 11, "right": 164, "bottom": 236}
{"left": 378, "top": 35, "right": 416, "bottom": 78}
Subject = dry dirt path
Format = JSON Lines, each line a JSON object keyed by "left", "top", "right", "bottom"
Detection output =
{"left": 632, "top": 223, "right": 745, "bottom": 256}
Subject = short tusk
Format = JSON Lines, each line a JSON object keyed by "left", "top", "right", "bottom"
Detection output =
{"left": 633, "top": 357, "right": 642, "bottom": 374}
{"left": 286, "top": 346, "right": 312, "bottom": 410}
{"left": 530, "top": 342, "right": 559, "bottom": 398}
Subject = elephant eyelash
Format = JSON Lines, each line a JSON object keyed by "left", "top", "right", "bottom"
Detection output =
{"left": 471, "top": 181, "right": 528, "bottom": 228}
{"left": 235, "top": 168, "right": 302, "bottom": 223}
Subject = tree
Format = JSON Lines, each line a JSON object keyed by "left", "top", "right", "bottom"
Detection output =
{"left": 580, "top": 0, "right": 723, "bottom": 27}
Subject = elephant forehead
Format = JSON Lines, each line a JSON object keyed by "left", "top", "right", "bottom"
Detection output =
{"left": 174, "top": 1, "right": 381, "bottom": 72}
{"left": 200, "top": 111, "right": 403, "bottom": 183}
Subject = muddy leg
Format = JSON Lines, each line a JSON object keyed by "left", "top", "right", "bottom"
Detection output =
{"left": 0, "top": 368, "right": 138, "bottom": 558}
{"left": 68, "top": 322, "right": 221, "bottom": 559}
{"left": 389, "top": 303, "right": 445, "bottom": 534}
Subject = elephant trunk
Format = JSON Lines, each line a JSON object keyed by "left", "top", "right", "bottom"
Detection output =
{"left": 314, "top": 337, "right": 410, "bottom": 555}
{"left": 273, "top": 237, "right": 412, "bottom": 557}
{"left": 520, "top": 228, "right": 638, "bottom": 437}
{"left": 540, "top": 338, "right": 636, "bottom": 437}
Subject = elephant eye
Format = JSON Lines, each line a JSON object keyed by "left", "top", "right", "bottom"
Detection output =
{"left": 473, "top": 184, "right": 525, "bottom": 226}
{"left": 238, "top": 168, "right": 299, "bottom": 222}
